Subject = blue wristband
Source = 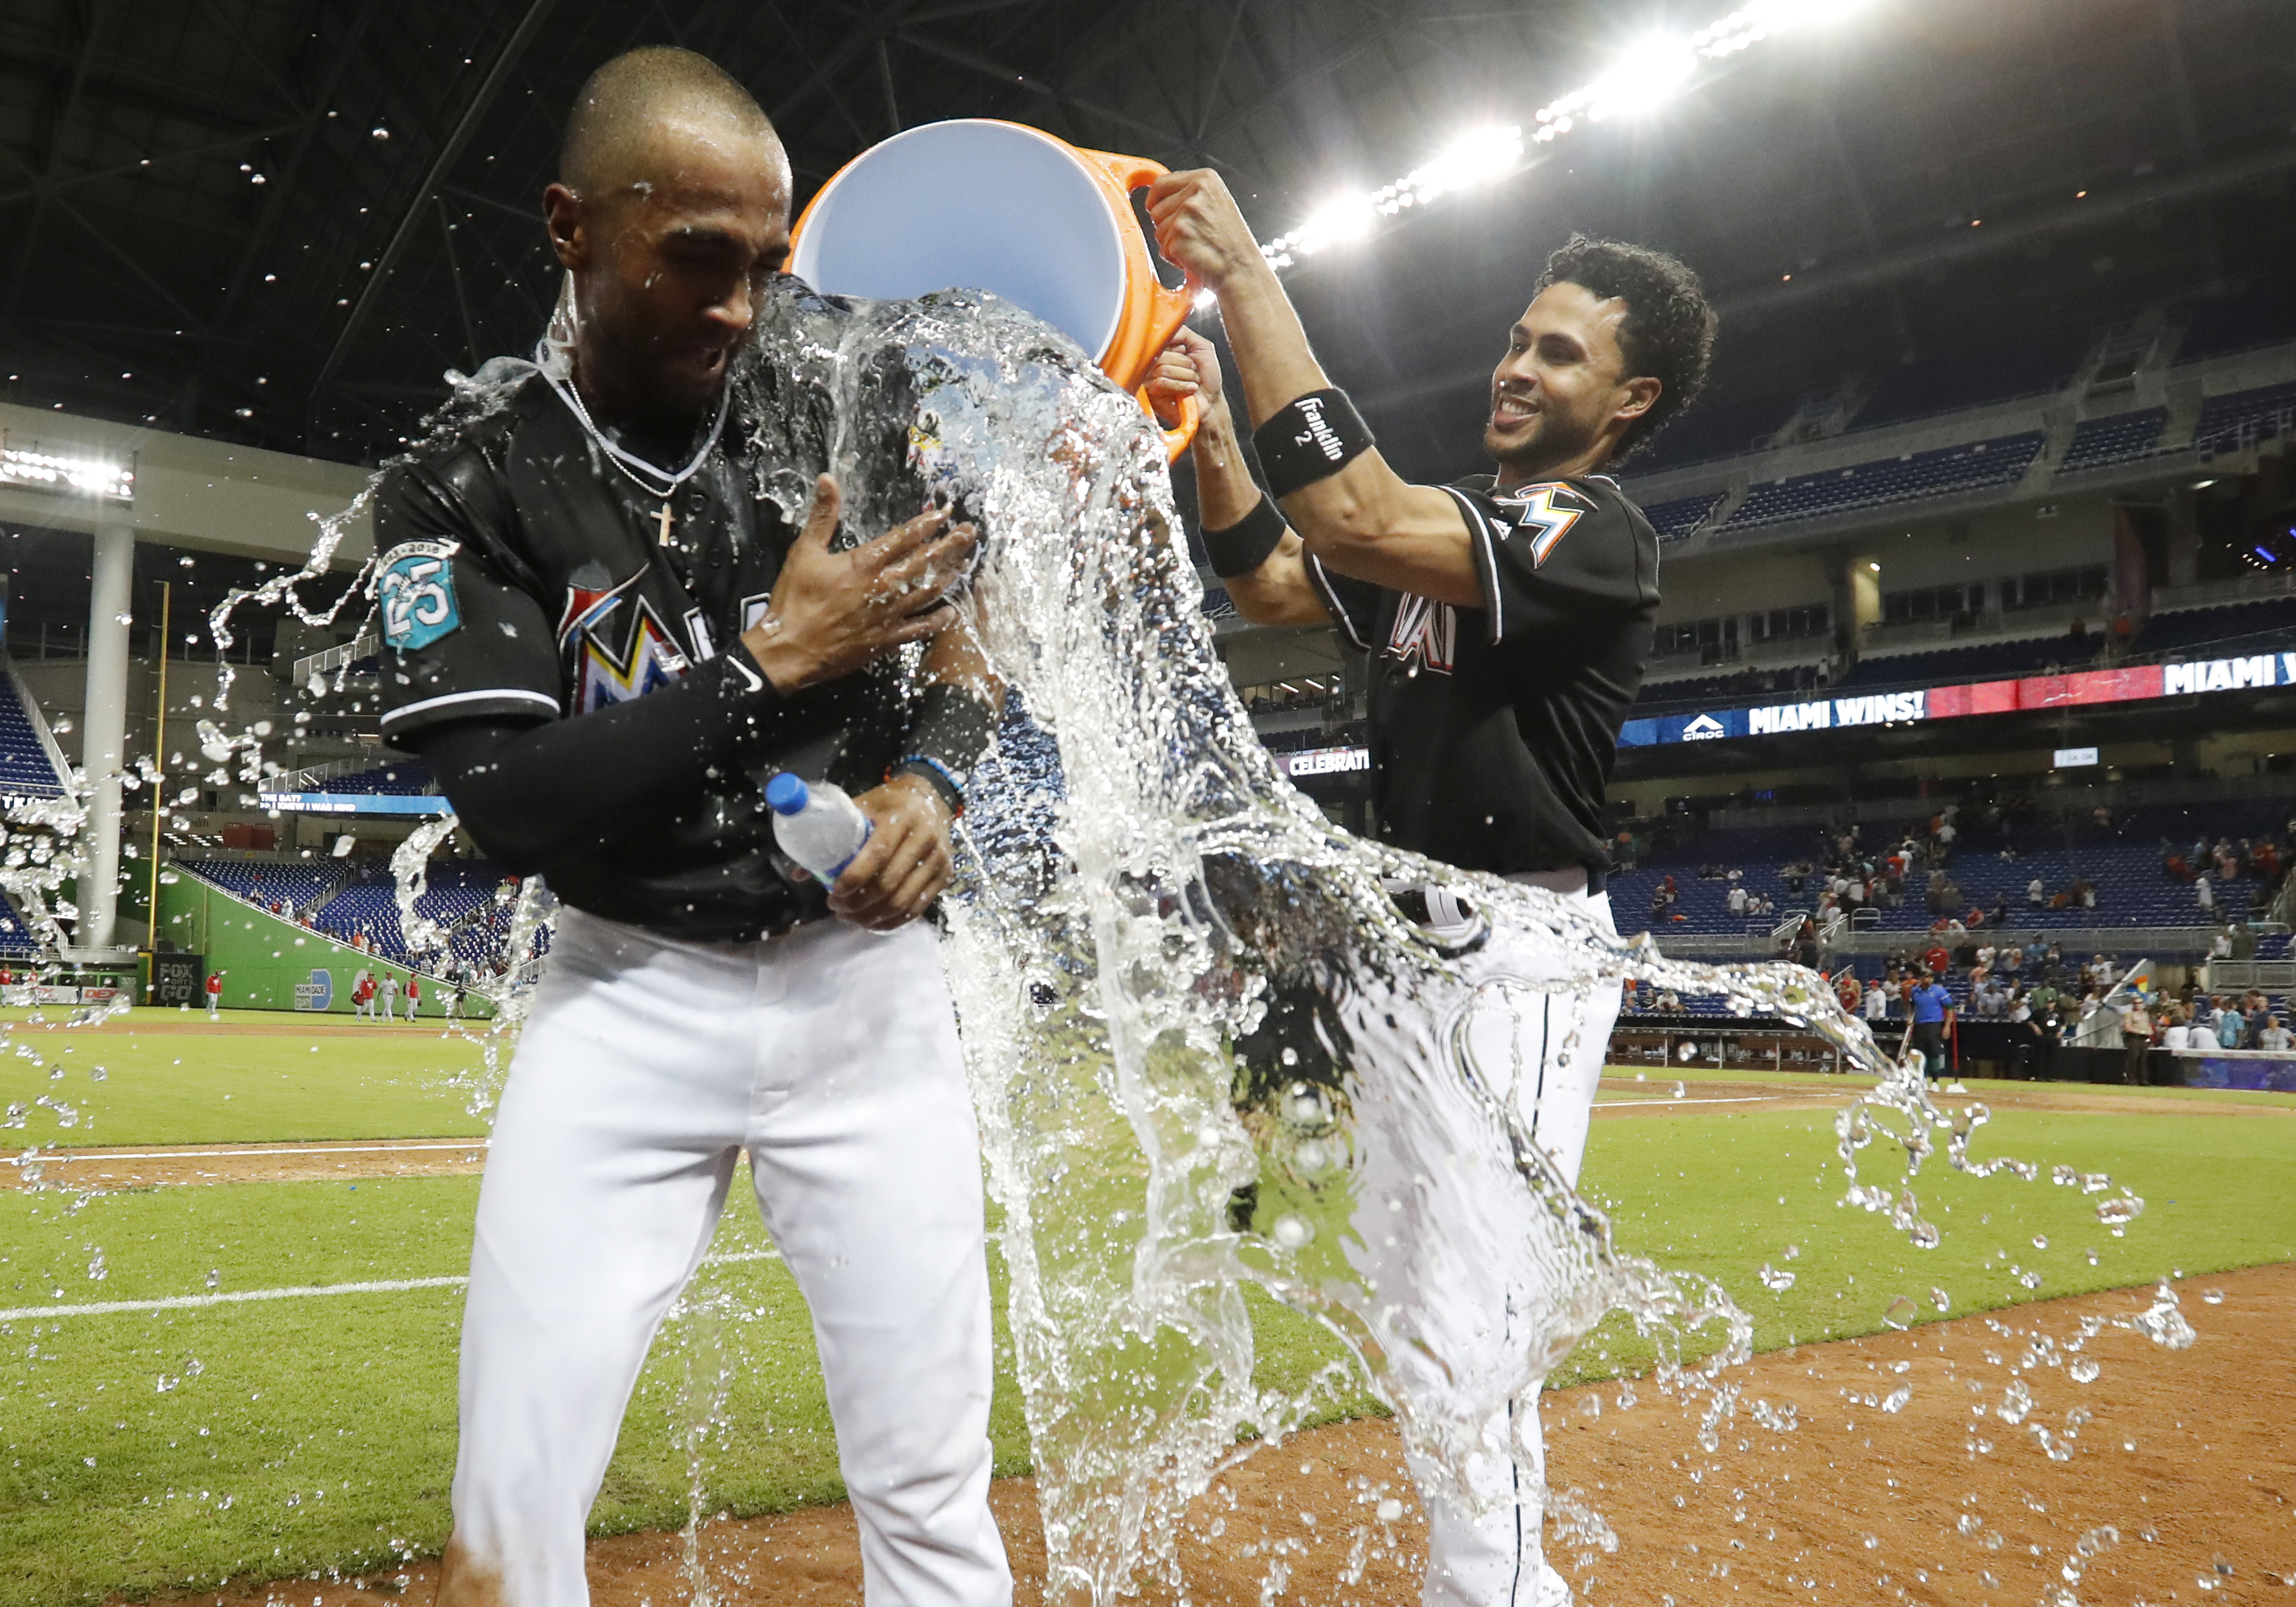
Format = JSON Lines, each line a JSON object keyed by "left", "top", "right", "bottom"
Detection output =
{"left": 891, "top": 754, "right": 966, "bottom": 817}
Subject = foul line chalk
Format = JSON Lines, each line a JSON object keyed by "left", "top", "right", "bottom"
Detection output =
{"left": 1592, "top": 1094, "right": 1788, "bottom": 1107}
{"left": 0, "top": 1275, "right": 468, "bottom": 1322}
{"left": 38, "top": 1141, "right": 487, "bottom": 1163}
{"left": 0, "top": 1247, "right": 783, "bottom": 1323}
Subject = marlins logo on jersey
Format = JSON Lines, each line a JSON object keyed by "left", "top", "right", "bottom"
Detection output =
{"left": 1489, "top": 481, "right": 1588, "bottom": 566}
{"left": 555, "top": 568, "right": 693, "bottom": 714}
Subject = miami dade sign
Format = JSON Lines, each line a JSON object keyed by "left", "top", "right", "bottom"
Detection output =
{"left": 1620, "top": 651, "right": 2296, "bottom": 750}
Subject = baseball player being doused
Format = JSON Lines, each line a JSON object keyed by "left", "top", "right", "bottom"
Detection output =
{"left": 374, "top": 48, "right": 1006, "bottom": 1607}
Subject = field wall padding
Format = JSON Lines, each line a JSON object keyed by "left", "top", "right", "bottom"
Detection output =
{"left": 154, "top": 871, "right": 495, "bottom": 1018}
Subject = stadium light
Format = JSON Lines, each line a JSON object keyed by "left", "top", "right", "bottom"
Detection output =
{"left": 1263, "top": 128, "right": 1525, "bottom": 263}
{"left": 1257, "top": 0, "right": 1884, "bottom": 267}
{"left": 1585, "top": 38, "right": 1700, "bottom": 119}
{"left": 0, "top": 440, "right": 134, "bottom": 503}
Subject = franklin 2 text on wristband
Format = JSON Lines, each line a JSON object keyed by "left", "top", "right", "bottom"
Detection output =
{"left": 1251, "top": 387, "right": 1375, "bottom": 500}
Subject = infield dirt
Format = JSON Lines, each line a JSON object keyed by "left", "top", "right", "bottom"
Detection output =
{"left": 127, "top": 1263, "right": 2293, "bottom": 1606}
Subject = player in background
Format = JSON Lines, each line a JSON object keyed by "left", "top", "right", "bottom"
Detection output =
{"left": 204, "top": 968, "right": 223, "bottom": 1019}
{"left": 378, "top": 49, "right": 1007, "bottom": 1607}
{"left": 1147, "top": 169, "right": 1712, "bottom": 1607}
{"left": 404, "top": 973, "right": 421, "bottom": 1023}
{"left": 379, "top": 972, "right": 401, "bottom": 1023}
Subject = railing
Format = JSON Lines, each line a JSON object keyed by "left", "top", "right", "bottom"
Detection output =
{"left": 2207, "top": 960, "right": 2296, "bottom": 990}
{"left": 2267, "top": 871, "right": 2296, "bottom": 933}
{"left": 1643, "top": 925, "right": 2241, "bottom": 959}
{"left": 283, "top": 757, "right": 371, "bottom": 791}
{"left": 1619, "top": 338, "right": 2296, "bottom": 511}
{"left": 290, "top": 633, "right": 379, "bottom": 685}
{"left": 1703, "top": 772, "right": 2296, "bottom": 832}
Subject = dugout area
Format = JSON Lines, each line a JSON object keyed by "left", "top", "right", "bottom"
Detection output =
{"left": 3, "top": 1015, "right": 2290, "bottom": 1605}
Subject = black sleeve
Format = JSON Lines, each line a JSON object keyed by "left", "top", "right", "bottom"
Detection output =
{"left": 1434, "top": 479, "right": 1657, "bottom": 647}
{"left": 372, "top": 452, "right": 566, "bottom": 744}
{"left": 892, "top": 680, "right": 999, "bottom": 814}
{"left": 1301, "top": 552, "right": 1382, "bottom": 651}
{"left": 407, "top": 645, "right": 786, "bottom": 875}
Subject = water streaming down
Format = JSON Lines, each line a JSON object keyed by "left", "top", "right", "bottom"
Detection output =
{"left": 14, "top": 275, "right": 2158, "bottom": 1600}
{"left": 723, "top": 277, "right": 2152, "bottom": 1602}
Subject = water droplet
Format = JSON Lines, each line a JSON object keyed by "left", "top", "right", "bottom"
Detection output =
{"left": 2069, "top": 1358, "right": 2100, "bottom": 1383}
{"left": 1375, "top": 1498, "right": 1404, "bottom": 1522}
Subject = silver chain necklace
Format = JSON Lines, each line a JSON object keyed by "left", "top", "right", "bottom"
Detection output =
{"left": 549, "top": 371, "right": 731, "bottom": 547}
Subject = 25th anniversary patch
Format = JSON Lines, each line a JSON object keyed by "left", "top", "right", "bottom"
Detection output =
{"left": 375, "top": 539, "right": 462, "bottom": 651}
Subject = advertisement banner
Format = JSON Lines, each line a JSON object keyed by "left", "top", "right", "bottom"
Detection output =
{"left": 148, "top": 951, "right": 202, "bottom": 1007}
{"left": 1620, "top": 650, "right": 2296, "bottom": 750}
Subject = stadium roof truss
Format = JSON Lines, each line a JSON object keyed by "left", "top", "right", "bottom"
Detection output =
{"left": 1, "top": 0, "right": 2292, "bottom": 471}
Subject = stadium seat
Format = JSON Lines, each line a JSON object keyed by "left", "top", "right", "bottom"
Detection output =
{"left": 0, "top": 667, "right": 67, "bottom": 800}
{"left": 1609, "top": 798, "right": 2291, "bottom": 946}
{"left": 1642, "top": 491, "right": 1725, "bottom": 545}
{"left": 1721, "top": 432, "right": 2045, "bottom": 533}
{"left": 2058, "top": 408, "right": 2168, "bottom": 475}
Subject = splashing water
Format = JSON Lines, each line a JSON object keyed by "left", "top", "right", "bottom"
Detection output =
{"left": 668, "top": 1288, "right": 739, "bottom": 1607}
{"left": 721, "top": 277, "right": 2155, "bottom": 1600}
{"left": 28, "top": 273, "right": 2159, "bottom": 1602}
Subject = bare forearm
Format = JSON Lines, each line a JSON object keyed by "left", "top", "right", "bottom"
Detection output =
{"left": 1211, "top": 257, "right": 1333, "bottom": 431}
{"left": 1210, "top": 265, "right": 1475, "bottom": 604}
{"left": 1188, "top": 399, "right": 1328, "bottom": 626}
{"left": 1188, "top": 398, "right": 1265, "bottom": 530}
{"left": 1224, "top": 536, "right": 1330, "bottom": 626}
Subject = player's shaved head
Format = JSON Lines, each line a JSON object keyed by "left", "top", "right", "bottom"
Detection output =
{"left": 543, "top": 46, "right": 793, "bottom": 427}
{"left": 560, "top": 45, "right": 780, "bottom": 200}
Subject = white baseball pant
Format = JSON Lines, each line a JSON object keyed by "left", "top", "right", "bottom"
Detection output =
{"left": 1353, "top": 886, "right": 1620, "bottom": 1607}
{"left": 445, "top": 908, "right": 1011, "bottom": 1607}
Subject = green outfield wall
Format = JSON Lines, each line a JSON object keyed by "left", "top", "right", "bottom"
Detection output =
{"left": 153, "top": 868, "right": 495, "bottom": 1018}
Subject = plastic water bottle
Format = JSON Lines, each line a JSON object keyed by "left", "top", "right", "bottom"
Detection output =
{"left": 765, "top": 773, "right": 873, "bottom": 882}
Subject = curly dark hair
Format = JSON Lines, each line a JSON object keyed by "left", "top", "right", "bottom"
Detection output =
{"left": 1535, "top": 234, "right": 1716, "bottom": 462}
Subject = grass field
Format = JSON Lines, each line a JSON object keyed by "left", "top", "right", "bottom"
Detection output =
{"left": 0, "top": 1008, "right": 493, "bottom": 1145}
{"left": 3, "top": 1028, "right": 2291, "bottom": 1605}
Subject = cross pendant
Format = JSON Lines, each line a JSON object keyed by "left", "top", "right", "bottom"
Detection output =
{"left": 655, "top": 502, "right": 674, "bottom": 546}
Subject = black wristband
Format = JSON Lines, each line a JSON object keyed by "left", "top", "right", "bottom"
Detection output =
{"left": 1251, "top": 387, "right": 1375, "bottom": 500}
{"left": 1201, "top": 495, "right": 1288, "bottom": 579}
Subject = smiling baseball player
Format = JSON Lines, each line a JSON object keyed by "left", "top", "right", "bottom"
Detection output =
{"left": 374, "top": 49, "right": 1006, "bottom": 1607}
{"left": 1147, "top": 169, "right": 1714, "bottom": 1607}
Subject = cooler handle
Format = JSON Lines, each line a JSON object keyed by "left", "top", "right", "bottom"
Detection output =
{"left": 1080, "top": 148, "right": 1204, "bottom": 461}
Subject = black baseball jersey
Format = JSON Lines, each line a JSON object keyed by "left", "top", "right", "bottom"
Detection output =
{"left": 1304, "top": 473, "right": 1659, "bottom": 879}
{"left": 373, "top": 371, "right": 909, "bottom": 940}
